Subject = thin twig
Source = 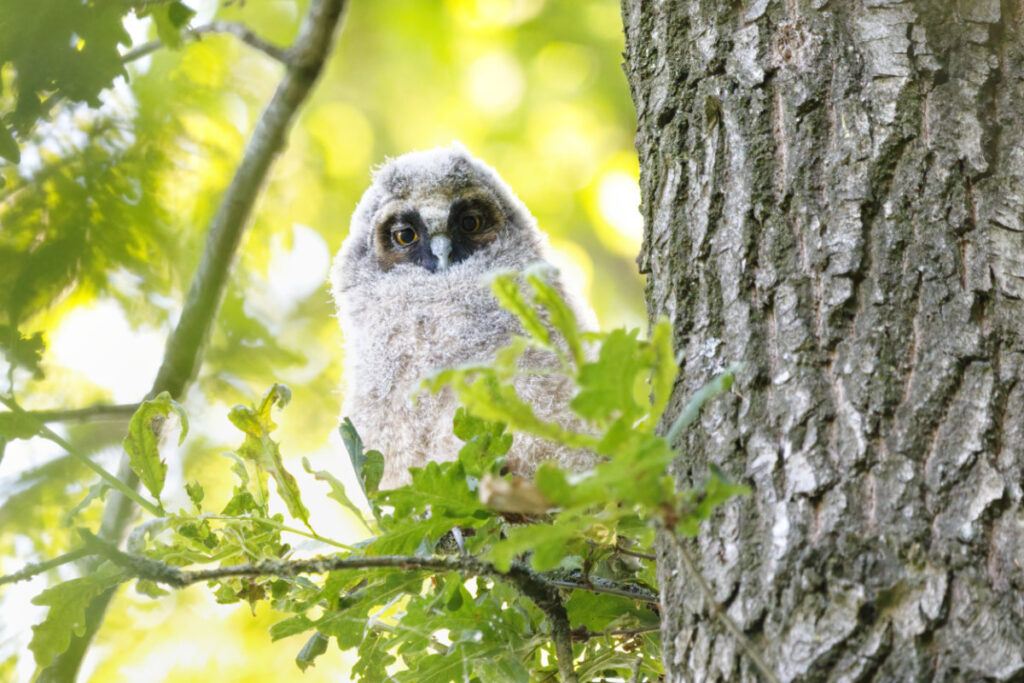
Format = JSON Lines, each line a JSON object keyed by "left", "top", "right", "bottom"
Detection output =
{"left": 550, "top": 577, "right": 659, "bottom": 603}
{"left": 0, "top": 396, "right": 164, "bottom": 517}
{"left": 662, "top": 526, "right": 780, "bottom": 683}
{"left": 78, "top": 532, "right": 580, "bottom": 682}
{"left": 42, "top": 1, "right": 351, "bottom": 679}
{"left": 121, "top": 21, "right": 290, "bottom": 65}
{"left": 193, "top": 514, "right": 355, "bottom": 551}
{"left": 26, "top": 403, "right": 139, "bottom": 424}
{"left": 0, "top": 548, "right": 91, "bottom": 587}
{"left": 571, "top": 625, "right": 660, "bottom": 641}
{"left": 586, "top": 539, "right": 657, "bottom": 562}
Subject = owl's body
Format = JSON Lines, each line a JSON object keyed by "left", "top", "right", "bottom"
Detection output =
{"left": 331, "top": 144, "right": 596, "bottom": 489}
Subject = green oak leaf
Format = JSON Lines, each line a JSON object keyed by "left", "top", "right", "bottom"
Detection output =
{"left": 29, "top": 563, "right": 124, "bottom": 669}
{"left": 122, "top": 391, "right": 189, "bottom": 501}
{"left": 228, "top": 384, "right": 311, "bottom": 529}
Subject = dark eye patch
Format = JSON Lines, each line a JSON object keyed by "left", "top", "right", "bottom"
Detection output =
{"left": 375, "top": 210, "right": 439, "bottom": 272}
{"left": 447, "top": 197, "right": 501, "bottom": 261}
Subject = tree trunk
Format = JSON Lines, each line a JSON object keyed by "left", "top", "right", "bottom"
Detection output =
{"left": 622, "top": 1, "right": 1024, "bottom": 680}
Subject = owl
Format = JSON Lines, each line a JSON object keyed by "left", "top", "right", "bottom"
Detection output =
{"left": 331, "top": 143, "right": 598, "bottom": 489}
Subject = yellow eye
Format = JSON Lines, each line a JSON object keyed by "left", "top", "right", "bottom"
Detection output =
{"left": 459, "top": 213, "right": 482, "bottom": 233}
{"left": 393, "top": 227, "right": 418, "bottom": 246}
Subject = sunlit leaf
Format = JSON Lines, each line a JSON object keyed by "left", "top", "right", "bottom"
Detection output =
{"left": 296, "top": 631, "right": 330, "bottom": 672}
{"left": 122, "top": 392, "right": 189, "bottom": 501}
{"left": 152, "top": 1, "right": 197, "bottom": 49}
{"left": 229, "top": 384, "right": 311, "bottom": 528}
{"left": 490, "top": 273, "right": 550, "bottom": 346}
{"left": 302, "top": 456, "right": 366, "bottom": 525}
{"left": 29, "top": 563, "right": 124, "bottom": 669}
{"left": 340, "top": 417, "right": 383, "bottom": 496}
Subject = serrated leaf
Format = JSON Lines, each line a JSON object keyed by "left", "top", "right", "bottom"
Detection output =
{"left": 565, "top": 591, "right": 657, "bottom": 632}
{"left": 29, "top": 563, "right": 124, "bottom": 669}
{"left": 296, "top": 631, "right": 330, "bottom": 671}
{"left": 229, "top": 384, "right": 310, "bottom": 528}
{"left": 491, "top": 273, "right": 550, "bottom": 345}
{"left": 526, "top": 268, "right": 584, "bottom": 367}
{"left": 341, "top": 418, "right": 383, "bottom": 495}
{"left": 432, "top": 370, "right": 596, "bottom": 450}
{"left": 352, "top": 631, "right": 395, "bottom": 680}
{"left": 488, "top": 516, "right": 588, "bottom": 572}
{"left": 376, "top": 461, "right": 486, "bottom": 520}
{"left": 365, "top": 514, "right": 454, "bottom": 556}
{"left": 302, "top": 457, "right": 367, "bottom": 525}
{"left": 221, "top": 488, "right": 259, "bottom": 516}
{"left": 571, "top": 328, "right": 646, "bottom": 423}
{"left": 135, "top": 579, "right": 169, "bottom": 598}
{"left": 185, "top": 480, "right": 204, "bottom": 509}
{"left": 453, "top": 408, "right": 511, "bottom": 477}
{"left": 269, "top": 614, "right": 315, "bottom": 641}
{"left": 122, "top": 391, "right": 189, "bottom": 501}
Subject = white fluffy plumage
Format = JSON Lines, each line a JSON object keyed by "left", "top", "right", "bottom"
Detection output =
{"left": 331, "top": 143, "right": 597, "bottom": 489}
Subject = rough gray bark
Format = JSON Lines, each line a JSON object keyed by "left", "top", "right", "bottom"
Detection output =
{"left": 622, "top": 1, "right": 1024, "bottom": 680}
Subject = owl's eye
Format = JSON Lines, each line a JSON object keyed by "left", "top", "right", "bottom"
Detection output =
{"left": 459, "top": 213, "right": 482, "bottom": 233}
{"left": 393, "top": 227, "right": 418, "bottom": 246}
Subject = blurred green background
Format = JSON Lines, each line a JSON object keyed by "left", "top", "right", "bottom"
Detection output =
{"left": 0, "top": 0, "right": 642, "bottom": 679}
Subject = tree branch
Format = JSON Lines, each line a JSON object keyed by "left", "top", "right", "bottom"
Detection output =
{"left": 40, "top": 1, "right": 350, "bottom": 679}
{"left": 77, "top": 530, "right": 581, "bottom": 682}
{"left": 661, "top": 526, "right": 780, "bottom": 683}
{"left": 24, "top": 403, "right": 139, "bottom": 424}
{"left": 121, "top": 21, "right": 290, "bottom": 65}
{"left": 586, "top": 538, "right": 657, "bottom": 562}
{"left": 549, "top": 576, "right": 658, "bottom": 603}
{"left": 0, "top": 396, "right": 164, "bottom": 517}
{"left": 570, "top": 626, "right": 660, "bottom": 641}
{"left": 0, "top": 548, "right": 91, "bottom": 587}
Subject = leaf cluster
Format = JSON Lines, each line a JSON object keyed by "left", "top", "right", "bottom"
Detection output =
{"left": 0, "top": 0, "right": 195, "bottom": 164}
{"left": 11, "top": 274, "right": 745, "bottom": 681}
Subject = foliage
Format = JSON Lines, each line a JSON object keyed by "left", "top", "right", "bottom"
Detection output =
{"left": 9, "top": 272, "right": 744, "bottom": 681}
{"left": 0, "top": 0, "right": 195, "bottom": 163}
{"left": 0, "top": 0, "right": 653, "bottom": 678}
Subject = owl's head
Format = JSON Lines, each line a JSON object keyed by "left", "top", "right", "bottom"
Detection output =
{"left": 333, "top": 143, "right": 547, "bottom": 292}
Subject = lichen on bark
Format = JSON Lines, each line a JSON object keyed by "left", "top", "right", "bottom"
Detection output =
{"left": 622, "top": 0, "right": 1024, "bottom": 679}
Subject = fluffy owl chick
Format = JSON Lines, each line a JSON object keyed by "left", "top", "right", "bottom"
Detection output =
{"left": 331, "top": 143, "right": 597, "bottom": 489}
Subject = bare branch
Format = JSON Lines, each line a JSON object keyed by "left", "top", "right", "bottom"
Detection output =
{"left": 550, "top": 577, "right": 659, "bottom": 603}
{"left": 586, "top": 538, "right": 657, "bottom": 562}
{"left": 121, "top": 21, "right": 290, "bottom": 65}
{"left": 570, "top": 625, "right": 660, "bottom": 641}
{"left": 78, "top": 530, "right": 586, "bottom": 681}
{"left": 0, "top": 395, "right": 164, "bottom": 517}
{"left": 26, "top": 403, "right": 139, "bottom": 424}
{"left": 0, "top": 548, "right": 91, "bottom": 587}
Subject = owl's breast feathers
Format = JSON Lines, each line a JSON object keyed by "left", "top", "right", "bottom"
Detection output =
{"left": 332, "top": 143, "right": 598, "bottom": 487}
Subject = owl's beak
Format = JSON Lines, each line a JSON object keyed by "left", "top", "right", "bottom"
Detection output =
{"left": 430, "top": 235, "right": 452, "bottom": 270}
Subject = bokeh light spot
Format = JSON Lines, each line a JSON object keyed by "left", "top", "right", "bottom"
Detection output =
{"left": 51, "top": 300, "right": 165, "bottom": 403}
{"left": 465, "top": 51, "right": 525, "bottom": 116}
{"left": 597, "top": 170, "right": 643, "bottom": 250}
{"left": 446, "top": 0, "right": 545, "bottom": 29}
{"left": 534, "top": 42, "right": 595, "bottom": 94}
{"left": 306, "top": 102, "right": 374, "bottom": 178}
